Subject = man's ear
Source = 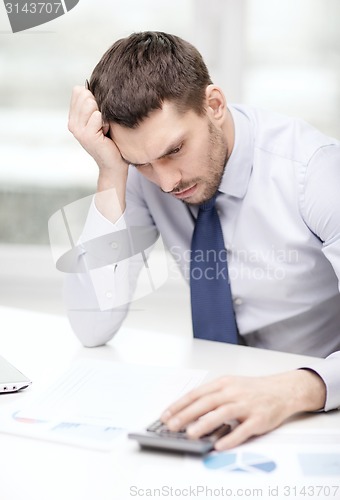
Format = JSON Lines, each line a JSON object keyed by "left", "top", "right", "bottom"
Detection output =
{"left": 103, "top": 122, "right": 110, "bottom": 137}
{"left": 205, "top": 85, "right": 227, "bottom": 125}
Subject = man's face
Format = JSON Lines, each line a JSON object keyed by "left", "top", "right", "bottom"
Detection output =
{"left": 110, "top": 100, "right": 229, "bottom": 205}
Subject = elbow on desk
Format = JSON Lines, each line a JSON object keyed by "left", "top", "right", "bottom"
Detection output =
{"left": 63, "top": 274, "right": 128, "bottom": 347}
{"left": 66, "top": 309, "right": 123, "bottom": 348}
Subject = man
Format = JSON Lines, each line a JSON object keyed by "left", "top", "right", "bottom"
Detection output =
{"left": 67, "top": 31, "right": 340, "bottom": 450}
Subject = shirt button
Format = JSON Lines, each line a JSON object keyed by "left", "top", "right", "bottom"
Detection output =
{"left": 110, "top": 241, "right": 118, "bottom": 250}
{"left": 105, "top": 291, "right": 113, "bottom": 299}
{"left": 234, "top": 297, "right": 243, "bottom": 306}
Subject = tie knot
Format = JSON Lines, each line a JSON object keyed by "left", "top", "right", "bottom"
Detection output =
{"left": 199, "top": 195, "right": 217, "bottom": 212}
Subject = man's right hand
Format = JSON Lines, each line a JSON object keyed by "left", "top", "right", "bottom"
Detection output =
{"left": 68, "top": 86, "right": 129, "bottom": 221}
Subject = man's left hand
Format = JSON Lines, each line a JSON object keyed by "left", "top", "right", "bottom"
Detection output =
{"left": 160, "top": 369, "right": 326, "bottom": 450}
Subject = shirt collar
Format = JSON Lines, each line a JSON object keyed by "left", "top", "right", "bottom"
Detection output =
{"left": 218, "top": 105, "right": 254, "bottom": 199}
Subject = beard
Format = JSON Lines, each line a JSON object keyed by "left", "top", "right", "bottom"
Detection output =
{"left": 198, "top": 121, "right": 229, "bottom": 203}
{"left": 169, "top": 120, "right": 229, "bottom": 205}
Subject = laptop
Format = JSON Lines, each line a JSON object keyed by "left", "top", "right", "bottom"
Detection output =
{"left": 0, "top": 355, "right": 32, "bottom": 393}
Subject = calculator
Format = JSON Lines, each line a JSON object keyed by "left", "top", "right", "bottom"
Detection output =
{"left": 128, "top": 419, "right": 237, "bottom": 454}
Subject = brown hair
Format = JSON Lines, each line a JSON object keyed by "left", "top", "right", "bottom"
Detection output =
{"left": 89, "top": 31, "right": 213, "bottom": 128}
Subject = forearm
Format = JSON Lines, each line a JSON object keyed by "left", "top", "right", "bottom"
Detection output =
{"left": 62, "top": 197, "right": 136, "bottom": 347}
{"left": 95, "top": 170, "right": 127, "bottom": 223}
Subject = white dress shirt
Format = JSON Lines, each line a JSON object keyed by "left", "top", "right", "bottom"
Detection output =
{"left": 64, "top": 104, "right": 340, "bottom": 412}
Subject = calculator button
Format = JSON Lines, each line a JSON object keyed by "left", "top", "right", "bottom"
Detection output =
{"left": 146, "top": 420, "right": 163, "bottom": 432}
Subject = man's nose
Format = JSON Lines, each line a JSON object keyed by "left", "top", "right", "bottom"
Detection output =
{"left": 153, "top": 163, "right": 181, "bottom": 193}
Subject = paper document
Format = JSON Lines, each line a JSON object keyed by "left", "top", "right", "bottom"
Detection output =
{"left": 0, "top": 359, "right": 206, "bottom": 450}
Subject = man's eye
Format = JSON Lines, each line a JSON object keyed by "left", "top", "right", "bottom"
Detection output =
{"left": 170, "top": 145, "right": 182, "bottom": 155}
{"left": 131, "top": 163, "right": 150, "bottom": 169}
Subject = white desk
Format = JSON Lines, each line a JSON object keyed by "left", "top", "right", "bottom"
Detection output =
{"left": 1, "top": 306, "right": 339, "bottom": 500}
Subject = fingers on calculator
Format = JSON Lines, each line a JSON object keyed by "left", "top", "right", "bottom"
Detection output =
{"left": 128, "top": 419, "right": 237, "bottom": 454}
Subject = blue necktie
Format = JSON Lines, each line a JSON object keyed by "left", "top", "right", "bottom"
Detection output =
{"left": 190, "top": 195, "right": 238, "bottom": 343}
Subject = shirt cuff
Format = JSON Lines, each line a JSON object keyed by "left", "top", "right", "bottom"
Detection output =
{"left": 300, "top": 351, "right": 340, "bottom": 411}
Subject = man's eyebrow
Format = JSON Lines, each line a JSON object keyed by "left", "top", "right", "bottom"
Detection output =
{"left": 121, "top": 136, "right": 185, "bottom": 167}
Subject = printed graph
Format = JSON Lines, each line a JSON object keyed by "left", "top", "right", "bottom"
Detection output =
{"left": 203, "top": 451, "right": 277, "bottom": 474}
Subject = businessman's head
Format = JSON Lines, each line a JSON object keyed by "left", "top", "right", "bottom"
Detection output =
{"left": 89, "top": 31, "right": 233, "bottom": 204}
{"left": 90, "top": 31, "right": 212, "bottom": 128}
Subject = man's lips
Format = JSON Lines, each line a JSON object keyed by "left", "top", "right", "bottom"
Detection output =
{"left": 172, "top": 184, "right": 197, "bottom": 199}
